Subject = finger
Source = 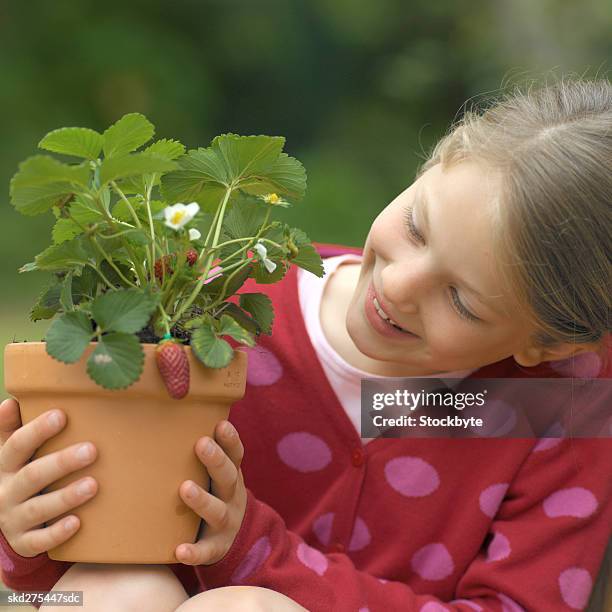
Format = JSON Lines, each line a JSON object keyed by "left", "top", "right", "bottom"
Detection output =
{"left": 10, "top": 440, "right": 97, "bottom": 504}
{"left": 13, "top": 476, "right": 98, "bottom": 534}
{"left": 0, "top": 398, "right": 23, "bottom": 445}
{"left": 175, "top": 534, "right": 225, "bottom": 566}
{"left": 15, "top": 514, "right": 81, "bottom": 558}
{"left": 195, "top": 437, "right": 238, "bottom": 502}
{"left": 214, "top": 420, "right": 244, "bottom": 470}
{"left": 179, "top": 480, "right": 229, "bottom": 530}
{"left": 0, "top": 409, "right": 66, "bottom": 473}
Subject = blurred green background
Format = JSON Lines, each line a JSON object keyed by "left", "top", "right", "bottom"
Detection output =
{"left": 1, "top": 0, "right": 610, "bottom": 391}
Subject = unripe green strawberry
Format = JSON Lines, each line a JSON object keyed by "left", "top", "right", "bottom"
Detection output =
{"left": 155, "top": 340, "right": 190, "bottom": 399}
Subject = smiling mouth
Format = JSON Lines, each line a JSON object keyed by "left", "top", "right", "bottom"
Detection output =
{"left": 371, "top": 295, "right": 416, "bottom": 334}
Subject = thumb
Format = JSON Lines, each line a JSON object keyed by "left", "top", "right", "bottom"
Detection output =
{"left": 0, "top": 398, "right": 22, "bottom": 445}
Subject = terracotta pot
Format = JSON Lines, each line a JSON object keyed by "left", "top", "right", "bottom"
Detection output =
{"left": 3, "top": 342, "right": 247, "bottom": 564}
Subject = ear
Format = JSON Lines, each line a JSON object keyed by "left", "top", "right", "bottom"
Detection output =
{"left": 513, "top": 342, "right": 599, "bottom": 368}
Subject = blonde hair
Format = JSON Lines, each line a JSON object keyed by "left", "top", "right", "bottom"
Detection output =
{"left": 417, "top": 76, "right": 611, "bottom": 354}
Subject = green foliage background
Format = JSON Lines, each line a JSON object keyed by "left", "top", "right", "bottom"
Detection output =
{"left": 1, "top": 0, "right": 610, "bottom": 386}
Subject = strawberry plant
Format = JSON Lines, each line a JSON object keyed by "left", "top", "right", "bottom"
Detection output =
{"left": 10, "top": 113, "right": 324, "bottom": 395}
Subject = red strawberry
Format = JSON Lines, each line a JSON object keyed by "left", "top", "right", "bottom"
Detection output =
{"left": 155, "top": 340, "right": 190, "bottom": 399}
{"left": 186, "top": 249, "right": 198, "bottom": 267}
{"left": 154, "top": 255, "right": 174, "bottom": 282}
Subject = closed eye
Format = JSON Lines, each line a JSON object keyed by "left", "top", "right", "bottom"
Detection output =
{"left": 403, "top": 205, "right": 425, "bottom": 244}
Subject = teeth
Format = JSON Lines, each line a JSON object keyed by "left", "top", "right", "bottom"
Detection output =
{"left": 373, "top": 296, "right": 406, "bottom": 331}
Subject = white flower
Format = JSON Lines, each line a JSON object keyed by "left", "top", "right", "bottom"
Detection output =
{"left": 164, "top": 202, "right": 200, "bottom": 230}
{"left": 254, "top": 241, "right": 277, "bottom": 273}
{"left": 188, "top": 228, "right": 201, "bottom": 241}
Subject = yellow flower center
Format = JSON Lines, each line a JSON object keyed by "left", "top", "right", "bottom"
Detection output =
{"left": 266, "top": 193, "right": 280, "bottom": 204}
{"left": 171, "top": 210, "right": 186, "bottom": 225}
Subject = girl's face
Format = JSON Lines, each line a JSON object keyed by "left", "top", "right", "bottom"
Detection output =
{"left": 346, "top": 160, "right": 537, "bottom": 376}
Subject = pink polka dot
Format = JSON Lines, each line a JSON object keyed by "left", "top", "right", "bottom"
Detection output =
{"left": 532, "top": 422, "right": 565, "bottom": 452}
{"left": 450, "top": 601, "right": 483, "bottom": 611}
{"left": 348, "top": 517, "right": 371, "bottom": 552}
{"left": 231, "top": 536, "right": 271, "bottom": 583}
{"left": 384, "top": 457, "right": 440, "bottom": 497}
{"left": 277, "top": 432, "right": 332, "bottom": 472}
{"left": 419, "top": 603, "right": 449, "bottom": 612}
{"left": 487, "top": 532, "right": 511, "bottom": 562}
{"left": 550, "top": 353, "right": 602, "bottom": 378}
{"left": 559, "top": 567, "right": 593, "bottom": 610}
{"left": 244, "top": 346, "right": 283, "bottom": 386}
{"left": 296, "top": 542, "right": 328, "bottom": 576}
{"left": 0, "top": 546, "right": 15, "bottom": 573}
{"left": 411, "top": 543, "right": 454, "bottom": 581}
{"left": 479, "top": 483, "right": 509, "bottom": 518}
{"left": 312, "top": 512, "right": 334, "bottom": 546}
{"left": 497, "top": 593, "right": 525, "bottom": 612}
{"left": 543, "top": 487, "right": 598, "bottom": 519}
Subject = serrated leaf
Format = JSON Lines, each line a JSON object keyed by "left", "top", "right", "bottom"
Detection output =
{"left": 145, "top": 138, "right": 186, "bottom": 160}
{"left": 239, "top": 153, "right": 307, "bottom": 201}
{"left": 212, "top": 134, "right": 285, "bottom": 184}
{"left": 217, "top": 314, "right": 255, "bottom": 347}
{"left": 91, "top": 288, "right": 159, "bottom": 333}
{"left": 103, "top": 113, "right": 154, "bottom": 158}
{"left": 160, "top": 147, "right": 229, "bottom": 202}
{"left": 112, "top": 197, "right": 165, "bottom": 224}
{"left": 35, "top": 238, "right": 90, "bottom": 271}
{"left": 200, "top": 261, "right": 252, "bottom": 299}
{"left": 19, "top": 261, "right": 38, "bottom": 273}
{"left": 69, "top": 195, "right": 104, "bottom": 225}
{"left": 290, "top": 244, "right": 324, "bottom": 277}
{"left": 10, "top": 156, "right": 90, "bottom": 216}
{"left": 239, "top": 293, "right": 274, "bottom": 335}
{"left": 191, "top": 324, "right": 234, "bottom": 368}
{"left": 45, "top": 311, "right": 93, "bottom": 363}
{"left": 60, "top": 272, "right": 74, "bottom": 311}
{"left": 52, "top": 218, "right": 82, "bottom": 244}
{"left": 100, "top": 152, "right": 178, "bottom": 184}
{"left": 99, "top": 260, "right": 137, "bottom": 288}
{"left": 30, "top": 283, "right": 62, "bottom": 321}
{"left": 39, "top": 127, "right": 103, "bottom": 160}
{"left": 72, "top": 266, "right": 97, "bottom": 302}
{"left": 251, "top": 259, "right": 289, "bottom": 284}
{"left": 86, "top": 332, "right": 144, "bottom": 389}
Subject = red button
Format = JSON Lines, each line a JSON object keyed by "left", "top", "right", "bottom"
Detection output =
{"left": 331, "top": 542, "right": 345, "bottom": 553}
{"left": 351, "top": 448, "right": 365, "bottom": 467}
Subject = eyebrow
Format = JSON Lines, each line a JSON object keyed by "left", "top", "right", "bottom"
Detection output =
{"left": 416, "top": 183, "right": 500, "bottom": 311}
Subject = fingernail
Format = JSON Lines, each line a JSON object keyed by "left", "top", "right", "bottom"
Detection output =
{"left": 76, "top": 444, "right": 92, "bottom": 461}
{"left": 223, "top": 422, "right": 236, "bottom": 437}
{"left": 77, "top": 479, "right": 93, "bottom": 496}
{"left": 64, "top": 517, "right": 77, "bottom": 531}
{"left": 47, "top": 411, "right": 61, "bottom": 428}
{"left": 185, "top": 483, "right": 197, "bottom": 499}
{"left": 202, "top": 440, "right": 215, "bottom": 457}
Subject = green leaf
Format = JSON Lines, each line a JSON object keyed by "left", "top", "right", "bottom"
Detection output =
{"left": 160, "top": 147, "right": 228, "bottom": 202}
{"left": 239, "top": 293, "right": 274, "bottom": 335}
{"left": 72, "top": 267, "right": 98, "bottom": 303}
{"left": 103, "top": 113, "right": 154, "bottom": 158}
{"left": 91, "top": 288, "right": 159, "bottom": 334}
{"left": 200, "top": 261, "right": 252, "bottom": 299}
{"left": 251, "top": 259, "right": 289, "bottom": 284}
{"left": 288, "top": 228, "right": 324, "bottom": 277}
{"left": 86, "top": 333, "right": 144, "bottom": 389}
{"left": 145, "top": 138, "right": 186, "bottom": 160}
{"left": 100, "top": 152, "right": 178, "bottom": 184}
{"left": 52, "top": 218, "right": 82, "bottom": 244}
{"left": 30, "top": 282, "right": 62, "bottom": 321}
{"left": 191, "top": 324, "right": 234, "bottom": 368}
{"left": 45, "top": 311, "right": 93, "bottom": 363}
{"left": 39, "top": 127, "right": 103, "bottom": 160}
{"left": 239, "top": 153, "right": 307, "bottom": 201}
{"left": 35, "top": 238, "right": 90, "bottom": 271}
{"left": 212, "top": 134, "right": 285, "bottom": 183}
{"left": 10, "top": 156, "right": 90, "bottom": 216}
{"left": 69, "top": 194, "right": 104, "bottom": 225}
{"left": 217, "top": 314, "right": 256, "bottom": 347}
{"left": 60, "top": 272, "right": 74, "bottom": 311}
{"left": 99, "top": 260, "right": 136, "bottom": 288}
{"left": 220, "top": 303, "right": 259, "bottom": 335}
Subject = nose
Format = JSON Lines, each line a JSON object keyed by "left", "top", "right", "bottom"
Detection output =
{"left": 381, "top": 260, "right": 433, "bottom": 314}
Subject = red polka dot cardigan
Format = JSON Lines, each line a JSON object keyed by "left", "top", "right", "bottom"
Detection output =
{"left": 1, "top": 242, "right": 610, "bottom": 611}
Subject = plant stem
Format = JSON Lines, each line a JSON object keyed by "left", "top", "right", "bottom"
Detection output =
{"left": 143, "top": 176, "right": 157, "bottom": 283}
{"left": 90, "top": 236, "right": 138, "bottom": 288}
{"left": 110, "top": 181, "right": 142, "bottom": 228}
{"left": 87, "top": 263, "right": 116, "bottom": 291}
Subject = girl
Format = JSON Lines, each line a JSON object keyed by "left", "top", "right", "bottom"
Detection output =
{"left": 0, "top": 77, "right": 610, "bottom": 611}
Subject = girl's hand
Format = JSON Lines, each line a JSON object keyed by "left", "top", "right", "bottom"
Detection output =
{"left": 176, "top": 420, "right": 247, "bottom": 566}
{"left": 0, "top": 398, "right": 98, "bottom": 557}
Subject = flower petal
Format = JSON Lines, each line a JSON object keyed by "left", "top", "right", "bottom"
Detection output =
{"left": 263, "top": 258, "right": 277, "bottom": 273}
{"left": 254, "top": 242, "right": 268, "bottom": 259}
{"left": 185, "top": 202, "right": 200, "bottom": 218}
{"left": 189, "top": 228, "right": 201, "bottom": 241}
